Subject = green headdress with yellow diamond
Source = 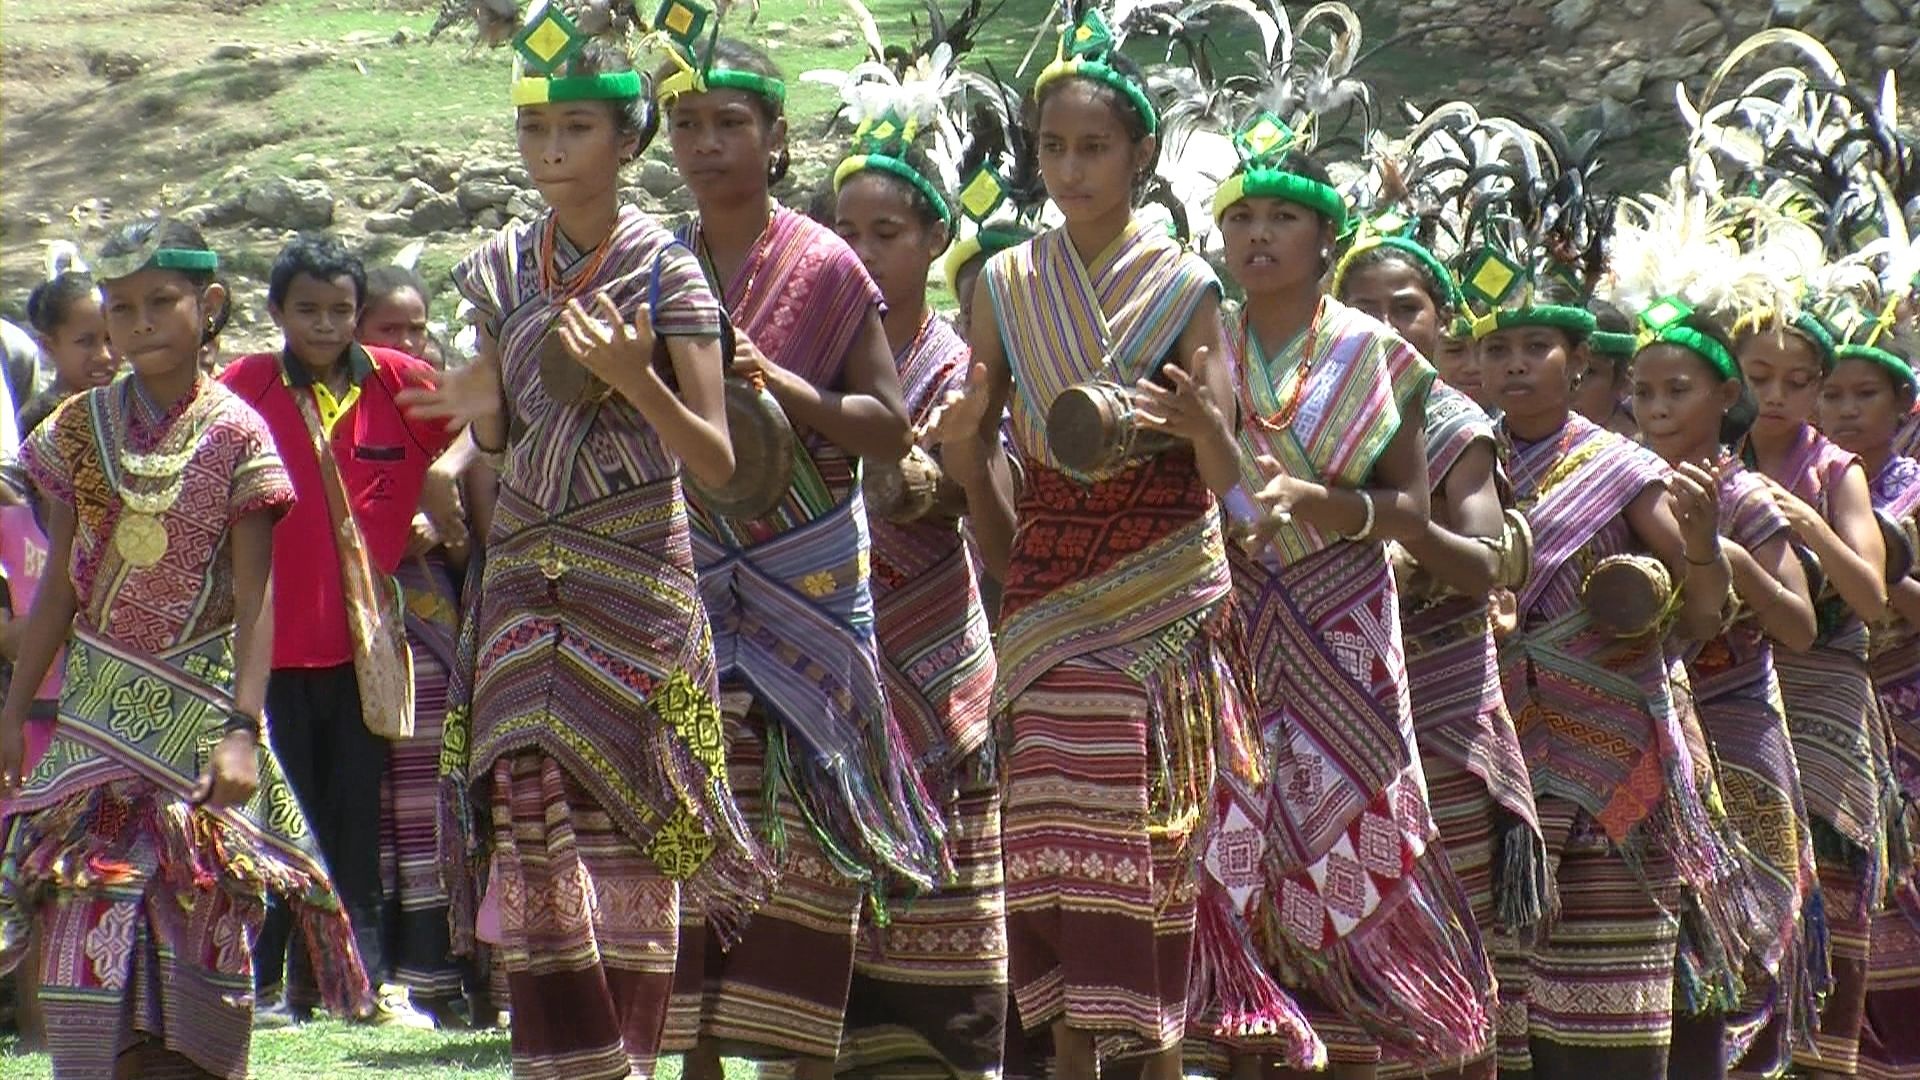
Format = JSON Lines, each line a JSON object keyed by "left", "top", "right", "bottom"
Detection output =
{"left": 1208, "top": 112, "right": 1348, "bottom": 229}
{"left": 507, "top": 1, "right": 645, "bottom": 106}
{"left": 1329, "top": 210, "right": 1460, "bottom": 312}
{"left": 1033, "top": 5, "right": 1156, "bottom": 135}
{"left": 941, "top": 70, "right": 1044, "bottom": 288}
{"left": 650, "top": 0, "right": 786, "bottom": 107}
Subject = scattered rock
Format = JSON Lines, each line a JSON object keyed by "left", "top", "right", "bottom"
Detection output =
{"left": 1671, "top": 19, "right": 1723, "bottom": 55}
{"left": 1874, "top": 23, "right": 1917, "bottom": 47}
{"left": 211, "top": 42, "right": 259, "bottom": 61}
{"left": 506, "top": 189, "right": 545, "bottom": 221}
{"left": 821, "top": 29, "right": 853, "bottom": 48}
{"left": 504, "top": 165, "right": 531, "bottom": 187}
{"left": 1870, "top": 45, "right": 1906, "bottom": 67}
{"left": 340, "top": 30, "right": 389, "bottom": 48}
{"left": 242, "top": 176, "right": 335, "bottom": 230}
{"left": 415, "top": 155, "right": 459, "bottom": 193}
{"left": 392, "top": 178, "right": 438, "bottom": 211}
{"left": 637, "top": 158, "right": 682, "bottom": 199}
{"left": 178, "top": 196, "right": 247, "bottom": 229}
{"left": 1600, "top": 59, "right": 1647, "bottom": 101}
{"left": 461, "top": 159, "right": 515, "bottom": 181}
{"left": 473, "top": 208, "right": 507, "bottom": 232}
{"left": 294, "top": 161, "right": 333, "bottom": 181}
{"left": 355, "top": 190, "right": 383, "bottom": 210}
{"left": 1860, "top": 0, "right": 1904, "bottom": 22}
{"left": 365, "top": 211, "right": 411, "bottom": 235}
{"left": 85, "top": 49, "right": 148, "bottom": 84}
{"left": 408, "top": 194, "right": 466, "bottom": 234}
{"left": 1771, "top": 0, "right": 1817, "bottom": 21}
{"left": 391, "top": 28, "right": 414, "bottom": 46}
{"left": 1548, "top": 0, "right": 1596, "bottom": 35}
{"left": 456, "top": 178, "right": 517, "bottom": 213}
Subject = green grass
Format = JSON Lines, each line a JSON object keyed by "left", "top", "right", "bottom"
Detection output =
{"left": 1, "top": 1023, "right": 767, "bottom": 1078}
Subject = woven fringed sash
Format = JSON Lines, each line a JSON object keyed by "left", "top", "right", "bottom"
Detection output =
{"left": 1, "top": 628, "right": 371, "bottom": 1014}
{"left": 1210, "top": 541, "right": 1492, "bottom": 1061}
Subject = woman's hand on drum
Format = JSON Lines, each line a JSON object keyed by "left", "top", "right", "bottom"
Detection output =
{"left": 559, "top": 293, "right": 661, "bottom": 391}
{"left": 1134, "top": 355, "right": 1230, "bottom": 448}
{"left": 1668, "top": 460, "right": 1722, "bottom": 559}
{"left": 731, "top": 334, "right": 801, "bottom": 400}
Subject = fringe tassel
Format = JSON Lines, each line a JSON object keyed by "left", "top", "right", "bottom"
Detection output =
{"left": 297, "top": 894, "right": 374, "bottom": 1016}
{"left": 1675, "top": 898, "right": 1743, "bottom": 1015}
{"left": 1800, "top": 883, "right": 1833, "bottom": 1017}
{"left": 1186, "top": 886, "right": 1327, "bottom": 1070}
{"left": 1283, "top": 858, "right": 1495, "bottom": 1062}
{"left": 1494, "top": 811, "right": 1555, "bottom": 942}
{"left": 438, "top": 769, "right": 481, "bottom": 958}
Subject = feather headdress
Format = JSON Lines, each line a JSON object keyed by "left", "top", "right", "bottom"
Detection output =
{"left": 802, "top": 0, "right": 1010, "bottom": 211}
{"left": 1144, "top": 1, "right": 1372, "bottom": 254}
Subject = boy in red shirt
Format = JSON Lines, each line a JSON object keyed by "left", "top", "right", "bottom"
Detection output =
{"left": 220, "top": 234, "right": 455, "bottom": 1026}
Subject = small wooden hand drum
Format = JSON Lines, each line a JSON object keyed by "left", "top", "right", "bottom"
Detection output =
{"left": 686, "top": 377, "right": 796, "bottom": 521}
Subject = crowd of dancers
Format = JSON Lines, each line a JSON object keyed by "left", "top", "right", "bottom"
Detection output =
{"left": 0, "top": 0, "right": 1917, "bottom": 1078}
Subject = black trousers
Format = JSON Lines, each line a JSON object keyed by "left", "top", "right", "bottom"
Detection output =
{"left": 253, "top": 664, "right": 389, "bottom": 1002}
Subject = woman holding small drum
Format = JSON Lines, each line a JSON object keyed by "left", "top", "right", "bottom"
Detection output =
{"left": 1199, "top": 136, "right": 1494, "bottom": 1080}
{"left": 651, "top": 28, "right": 944, "bottom": 1080}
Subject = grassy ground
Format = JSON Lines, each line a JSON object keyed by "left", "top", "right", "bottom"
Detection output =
{"left": 1, "top": 1021, "right": 767, "bottom": 1078}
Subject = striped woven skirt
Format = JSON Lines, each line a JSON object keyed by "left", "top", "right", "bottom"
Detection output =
{"left": 661, "top": 691, "right": 865, "bottom": 1062}
{"left": 8, "top": 780, "right": 263, "bottom": 1079}
{"left": 1859, "top": 897, "right": 1920, "bottom": 1080}
{"left": 1002, "top": 655, "right": 1200, "bottom": 1056}
{"left": 1381, "top": 600, "right": 1540, "bottom": 1079}
{"left": 1504, "top": 798, "right": 1682, "bottom": 1080}
{"left": 1779, "top": 638, "right": 1886, "bottom": 1076}
{"left": 380, "top": 617, "right": 461, "bottom": 1003}
{"left": 490, "top": 752, "right": 680, "bottom": 1080}
{"left": 835, "top": 754, "right": 1009, "bottom": 1080}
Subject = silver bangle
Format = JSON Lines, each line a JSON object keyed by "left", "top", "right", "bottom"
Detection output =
{"left": 1347, "top": 490, "right": 1377, "bottom": 542}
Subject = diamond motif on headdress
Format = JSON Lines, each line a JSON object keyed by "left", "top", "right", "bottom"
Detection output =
{"left": 1234, "top": 112, "right": 1294, "bottom": 164}
{"left": 1639, "top": 295, "right": 1692, "bottom": 333}
{"left": 958, "top": 165, "right": 1008, "bottom": 223}
{"left": 514, "top": 4, "right": 585, "bottom": 76}
{"left": 1066, "top": 9, "right": 1113, "bottom": 58}
{"left": 654, "top": 0, "right": 711, "bottom": 49}
{"left": 1460, "top": 249, "right": 1523, "bottom": 307}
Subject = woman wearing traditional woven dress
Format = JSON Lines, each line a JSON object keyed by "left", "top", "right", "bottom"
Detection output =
{"left": 1735, "top": 311, "right": 1893, "bottom": 1080}
{"left": 1335, "top": 235, "right": 1545, "bottom": 1080}
{"left": 0, "top": 219, "right": 370, "bottom": 1079}
{"left": 1472, "top": 258, "right": 1739, "bottom": 1076}
{"left": 650, "top": 30, "right": 948, "bottom": 1080}
{"left": 1176, "top": 139, "right": 1493, "bottom": 1080}
{"left": 822, "top": 58, "right": 1008, "bottom": 1080}
{"left": 934, "top": 9, "right": 1269, "bottom": 1077}
{"left": 1814, "top": 334, "right": 1920, "bottom": 1080}
{"left": 400, "top": 18, "right": 768, "bottom": 1078}
{"left": 1624, "top": 315, "right": 1820, "bottom": 1080}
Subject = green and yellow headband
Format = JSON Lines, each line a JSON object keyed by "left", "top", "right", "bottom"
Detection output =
{"left": 1588, "top": 330, "right": 1638, "bottom": 358}
{"left": 646, "top": 0, "right": 785, "bottom": 105}
{"left": 833, "top": 110, "right": 952, "bottom": 227}
{"left": 1635, "top": 296, "right": 1736, "bottom": 381}
{"left": 1330, "top": 227, "right": 1459, "bottom": 309}
{"left": 1734, "top": 305, "right": 1838, "bottom": 369}
{"left": 509, "top": 2, "right": 644, "bottom": 106}
{"left": 1833, "top": 343, "right": 1917, "bottom": 394}
{"left": 1033, "top": 10, "right": 1157, "bottom": 135}
{"left": 1209, "top": 114, "right": 1345, "bottom": 228}
{"left": 1456, "top": 246, "right": 1596, "bottom": 340}
{"left": 944, "top": 225, "right": 1030, "bottom": 291}
{"left": 93, "top": 233, "right": 219, "bottom": 283}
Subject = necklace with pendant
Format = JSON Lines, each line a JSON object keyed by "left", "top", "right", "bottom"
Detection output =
{"left": 108, "top": 379, "right": 213, "bottom": 569}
